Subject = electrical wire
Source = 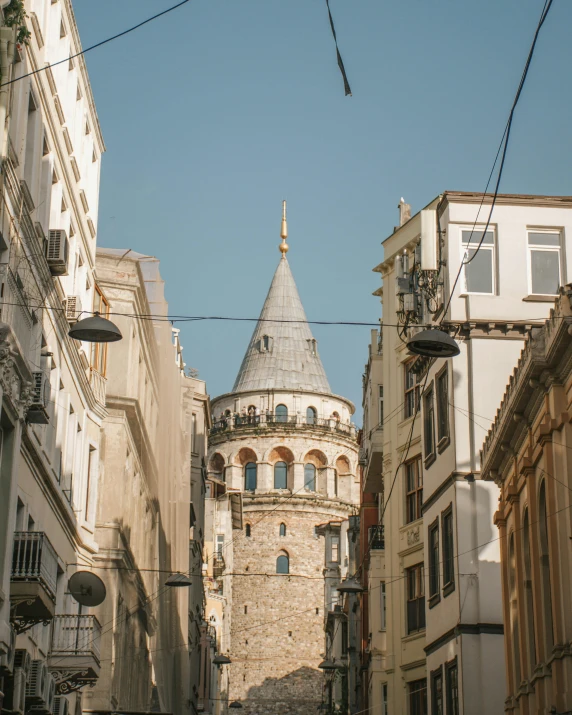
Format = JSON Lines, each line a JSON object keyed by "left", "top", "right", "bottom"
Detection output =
{"left": 441, "top": 0, "right": 555, "bottom": 321}
{"left": 0, "top": 0, "right": 192, "bottom": 88}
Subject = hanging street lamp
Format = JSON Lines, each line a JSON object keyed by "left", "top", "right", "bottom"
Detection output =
{"left": 68, "top": 312, "right": 123, "bottom": 343}
{"left": 407, "top": 328, "right": 460, "bottom": 358}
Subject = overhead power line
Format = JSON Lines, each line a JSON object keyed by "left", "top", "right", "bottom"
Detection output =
{"left": 0, "top": 0, "right": 191, "bottom": 88}
{"left": 441, "top": 0, "right": 555, "bottom": 319}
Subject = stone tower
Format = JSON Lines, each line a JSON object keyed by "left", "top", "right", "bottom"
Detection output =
{"left": 208, "top": 204, "right": 359, "bottom": 715}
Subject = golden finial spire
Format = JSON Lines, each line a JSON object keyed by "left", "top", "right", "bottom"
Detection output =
{"left": 279, "top": 200, "right": 289, "bottom": 258}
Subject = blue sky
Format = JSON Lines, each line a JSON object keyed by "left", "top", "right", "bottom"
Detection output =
{"left": 73, "top": 0, "right": 572, "bottom": 415}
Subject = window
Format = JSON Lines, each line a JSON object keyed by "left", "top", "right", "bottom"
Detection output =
{"left": 85, "top": 446, "right": 96, "bottom": 519}
{"left": 405, "top": 458, "right": 423, "bottom": 523}
{"left": 276, "top": 552, "right": 289, "bottom": 574}
{"left": 382, "top": 684, "right": 388, "bottom": 715}
{"left": 380, "top": 582, "right": 386, "bottom": 630}
{"left": 431, "top": 669, "right": 443, "bottom": 715}
{"left": 445, "top": 660, "right": 459, "bottom": 715}
{"left": 461, "top": 228, "right": 495, "bottom": 294}
{"left": 333, "top": 469, "right": 338, "bottom": 496}
{"left": 279, "top": 523, "right": 286, "bottom": 537}
{"left": 274, "top": 461, "right": 287, "bottom": 489}
{"left": 308, "top": 338, "right": 317, "bottom": 355}
{"left": 436, "top": 368, "right": 449, "bottom": 444}
{"left": 191, "top": 413, "right": 197, "bottom": 453}
{"left": 244, "top": 462, "right": 257, "bottom": 491}
{"left": 428, "top": 520, "right": 440, "bottom": 601}
{"left": 245, "top": 524, "right": 251, "bottom": 537}
{"left": 404, "top": 361, "right": 420, "bottom": 418}
{"left": 331, "top": 535, "right": 339, "bottom": 563}
{"left": 275, "top": 404, "right": 288, "bottom": 423}
{"left": 522, "top": 509, "right": 536, "bottom": 672}
{"left": 408, "top": 679, "right": 427, "bottom": 715}
{"left": 91, "top": 286, "right": 110, "bottom": 376}
{"left": 528, "top": 231, "right": 561, "bottom": 295}
{"left": 539, "top": 481, "right": 554, "bottom": 651}
{"left": 306, "top": 406, "right": 317, "bottom": 425}
{"left": 215, "top": 534, "right": 224, "bottom": 557}
{"left": 406, "top": 564, "right": 425, "bottom": 634}
{"left": 379, "top": 385, "right": 384, "bottom": 426}
{"left": 423, "top": 386, "right": 435, "bottom": 461}
{"left": 442, "top": 506, "right": 455, "bottom": 592}
{"left": 509, "top": 532, "right": 521, "bottom": 685}
{"left": 304, "top": 463, "right": 316, "bottom": 491}
{"left": 261, "top": 334, "right": 271, "bottom": 352}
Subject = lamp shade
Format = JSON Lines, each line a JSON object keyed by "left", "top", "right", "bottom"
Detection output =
{"left": 318, "top": 660, "right": 338, "bottom": 671}
{"left": 165, "top": 573, "right": 192, "bottom": 587}
{"left": 407, "top": 328, "right": 459, "bottom": 358}
{"left": 69, "top": 313, "right": 122, "bottom": 343}
{"left": 337, "top": 577, "right": 364, "bottom": 594}
{"left": 229, "top": 702, "right": 243, "bottom": 709}
{"left": 213, "top": 654, "right": 232, "bottom": 665}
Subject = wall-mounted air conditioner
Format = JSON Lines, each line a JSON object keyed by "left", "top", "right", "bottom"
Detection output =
{"left": 26, "top": 372, "right": 50, "bottom": 425}
{"left": 53, "top": 696, "right": 70, "bottom": 715}
{"left": 26, "top": 660, "right": 48, "bottom": 703}
{"left": 0, "top": 625, "right": 16, "bottom": 674}
{"left": 62, "top": 295, "right": 82, "bottom": 323}
{"left": 4, "top": 666, "right": 28, "bottom": 715}
{"left": 46, "top": 230, "right": 69, "bottom": 276}
{"left": 14, "top": 649, "right": 31, "bottom": 677}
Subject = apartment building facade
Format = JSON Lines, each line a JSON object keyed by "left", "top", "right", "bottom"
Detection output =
{"left": 0, "top": 3, "right": 107, "bottom": 715}
{"left": 482, "top": 287, "right": 572, "bottom": 714}
{"left": 365, "top": 192, "right": 572, "bottom": 715}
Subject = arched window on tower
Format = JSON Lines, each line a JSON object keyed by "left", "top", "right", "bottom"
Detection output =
{"left": 304, "top": 464, "right": 316, "bottom": 491}
{"left": 279, "top": 523, "right": 286, "bottom": 537}
{"left": 275, "top": 404, "right": 288, "bottom": 423}
{"left": 306, "top": 406, "right": 317, "bottom": 425}
{"left": 244, "top": 463, "right": 257, "bottom": 492}
{"left": 274, "top": 461, "right": 287, "bottom": 489}
{"left": 276, "top": 551, "right": 289, "bottom": 574}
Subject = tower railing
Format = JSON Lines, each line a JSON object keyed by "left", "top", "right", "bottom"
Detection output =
{"left": 210, "top": 413, "right": 356, "bottom": 439}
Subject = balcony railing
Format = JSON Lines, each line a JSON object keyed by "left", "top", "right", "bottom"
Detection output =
{"left": 50, "top": 615, "right": 101, "bottom": 662}
{"left": 210, "top": 413, "right": 356, "bottom": 439}
{"left": 11, "top": 532, "right": 58, "bottom": 601}
{"left": 212, "top": 554, "right": 225, "bottom": 579}
{"left": 0, "top": 264, "right": 35, "bottom": 359}
{"left": 368, "top": 525, "right": 385, "bottom": 550}
{"left": 89, "top": 367, "right": 107, "bottom": 406}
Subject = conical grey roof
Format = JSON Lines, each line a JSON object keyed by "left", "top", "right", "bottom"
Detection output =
{"left": 233, "top": 257, "right": 331, "bottom": 393}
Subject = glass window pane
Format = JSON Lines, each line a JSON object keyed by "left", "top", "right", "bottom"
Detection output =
{"left": 304, "top": 463, "right": 316, "bottom": 491}
{"left": 528, "top": 232, "right": 560, "bottom": 246}
{"left": 531, "top": 250, "right": 560, "bottom": 294}
{"left": 276, "top": 555, "right": 289, "bottom": 574}
{"left": 462, "top": 230, "right": 494, "bottom": 245}
{"left": 465, "top": 248, "right": 493, "bottom": 293}
{"left": 274, "top": 462, "right": 287, "bottom": 489}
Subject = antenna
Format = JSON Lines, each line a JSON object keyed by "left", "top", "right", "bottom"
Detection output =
{"left": 68, "top": 571, "right": 107, "bottom": 607}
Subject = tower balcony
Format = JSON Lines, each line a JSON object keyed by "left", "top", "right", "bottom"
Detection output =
{"left": 210, "top": 413, "right": 357, "bottom": 441}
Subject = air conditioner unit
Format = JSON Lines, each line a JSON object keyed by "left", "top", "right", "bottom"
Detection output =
{"left": 26, "top": 660, "right": 48, "bottom": 703}
{"left": 46, "top": 230, "right": 69, "bottom": 276}
{"left": 26, "top": 372, "right": 50, "bottom": 425}
{"left": 0, "top": 625, "right": 16, "bottom": 674}
{"left": 62, "top": 295, "right": 82, "bottom": 323}
{"left": 14, "top": 649, "right": 31, "bottom": 678}
{"left": 358, "top": 447, "right": 368, "bottom": 466}
{"left": 43, "top": 673, "right": 56, "bottom": 713}
{"left": 4, "top": 667, "right": 27, "bottom": 715}
{"left": 53, "top": 696, "right": 70, "bottom": 715}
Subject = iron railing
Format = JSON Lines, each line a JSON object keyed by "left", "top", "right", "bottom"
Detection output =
{"left": 0, "top": 264, "right": 35, "bottom": 359}
{"left": 11, "top": 532, "right": 58, "bottom": 602}
{"left": 210, "top": 413, "right": 356, "bottom": 438}
{"left": 368, "top": 525, "right": 385, "bottom": 550}
{"left": 50, "top": 615, "right": 101, "bottom": 661}
{"left": 89, "top": 367, "right": 106, "bottom": 406}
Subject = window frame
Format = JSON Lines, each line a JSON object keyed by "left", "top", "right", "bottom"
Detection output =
{"left": 273, "top": 461, "right": 288, "bottom": 490}
{"left": 445, "top": 658, "right": 459, "bottom": 715}
{"left": 527, "top": 229, "right": 562, "bottom": 296}
{"left": 380, "top": 581, "right": 386, "bottom": 631}
{"left": 405, "top": 457, "right": 423, "bottom": 524}
{"left": 423, "top": 384, "right": 436, "bottom": 467}
{"left": 244, "top": 462, "right": 257, "bottom": 492}
{"left": 430, "top": 667, "right": 444, "bottom": 715}
{"left": 407, "top": 678, "right": 427, "bottom": 715}
{"left": 379, "top": 385, "right": 384, "bottom": 426}
{"left": 428, "top": 518, "right": 440, "bottom": 606}
{"left": 276, "top": 552, "right": 289, "bottom": 574}
{"left": 436, "top": 365, "right": 450, "bottom": 451}
{"left": 461, "top": 226, "right": 496, "bottom": 296}
{"left": 331, "top": 535, "right": 340, "bottom": 563}
{"left": 381, "top": 683, "right": 388, "bottom": 715}
{"left": 275, "top": 404, "right": 288, "bottom": 423}
{"left": 404, "top": 360, "right": 420, "bottom": 419}
{"left": 406, "top": 563, "right": 426, "bottom": 635}
{"left": 442, "top": 504, "right": 455, "bottom": 596}
{"left": 304, "top": 463, "right": 316, "bottom": 491}
{"left": 306, "top": 406, "right": 317, "bottom": 425}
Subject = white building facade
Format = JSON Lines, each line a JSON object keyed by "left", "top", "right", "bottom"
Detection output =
{"left": 367, "top": 192, "right": 572, "bottom": 715}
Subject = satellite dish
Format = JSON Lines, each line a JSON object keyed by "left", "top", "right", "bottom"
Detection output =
{"left": 68, "top": 571, "right": 107, "bottom": 607}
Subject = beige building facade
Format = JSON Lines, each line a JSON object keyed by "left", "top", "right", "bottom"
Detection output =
{"left": 482, "top": 287, "right": 572, "bottom": 714}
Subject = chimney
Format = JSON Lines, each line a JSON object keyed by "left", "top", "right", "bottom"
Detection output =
{"left": 398, "top": 197, "right": 411, "bottom": 226}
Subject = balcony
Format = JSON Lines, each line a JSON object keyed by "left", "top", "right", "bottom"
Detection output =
{"left": 368, "top": 525, "right": 385, "bottom": 550}
{"left": 10, "top": 532, "right": 58, "bottom": 633}
{"left": 212, "top": 554, "right": 225, "bottom": 579}
{"left": 0, "top": 264, "right": 35, "bottom": 360}
{"left": 49, "top": 615, "right": 101, "bottom": 694}
{"left": 363, "top": 428, "right": 384, "bottom": 493}
{"left": 210, "top": 413, "right": 356, "bottom": 440}
{"left": 89, "top": 367, "right": 107, "bottom": 406}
